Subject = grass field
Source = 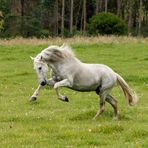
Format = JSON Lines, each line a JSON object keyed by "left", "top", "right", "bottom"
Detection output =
{"left": 0, "top": 37, "right": 148, "bottom": 147}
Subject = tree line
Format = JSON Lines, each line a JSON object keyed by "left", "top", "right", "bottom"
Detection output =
{"left": 0, "top": 0, "right": 148, "bottom": 38}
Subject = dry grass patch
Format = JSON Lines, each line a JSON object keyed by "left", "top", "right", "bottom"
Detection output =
{"left": 0, "top": 36, "right": 148, "bottom": 45}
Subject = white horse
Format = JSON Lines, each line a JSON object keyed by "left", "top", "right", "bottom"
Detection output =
{"left": 30, "top": 44, "right": 138, "bottom": 119}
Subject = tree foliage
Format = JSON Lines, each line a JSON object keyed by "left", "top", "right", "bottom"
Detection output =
{"left": 88, "top": 12, "right": 127, "bottom": 35}
{"left": 0, "top": 0, "right": 147, "bottom": 38}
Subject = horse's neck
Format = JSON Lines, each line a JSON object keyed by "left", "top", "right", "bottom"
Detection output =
{"left": 50, "top": 64, "right": 58, "bottom": 74}
{"left": 49, "top": 57, "right": 80, "bottom": 73}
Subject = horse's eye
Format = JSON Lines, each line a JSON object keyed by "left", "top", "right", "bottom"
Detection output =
{"left": 38, "top": 67, "right": 42, "bottom": 70}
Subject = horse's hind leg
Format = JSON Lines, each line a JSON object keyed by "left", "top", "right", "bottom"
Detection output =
{"left": 106, "top": 94, "right": 119, "bottom": 120}
{"left": 93, "top": 91, "right": 108, "bottom": 120}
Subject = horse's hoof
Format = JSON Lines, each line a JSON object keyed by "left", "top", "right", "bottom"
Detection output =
{"left": 64, "top": 96, "right": 69, "bottom": 102}
{"left": 30, "top": 96, "right": 37, "bottom": 102}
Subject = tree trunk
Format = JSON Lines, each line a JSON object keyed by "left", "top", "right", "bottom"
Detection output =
{"left": 138, "top": 0, "right": 143, "bottom": 36}
{"left": 70, "top": 0, "right": 73, "bottom": 34}
{"left": 96, "top": 0, "right": 99, "bottom": 14}
{"left": 51, "top": 0, "right": 58, "bottom": 36}
{"left": 99, "top": 0, "right": 103, "bottom": 12}
{"left": 55, "top": 0, "right": 59, "bottom": 36}
{"left": 80, "top": 5, "right": 83, "bottom": 32}
{"left": 105, "top": 0, "right": 108, "bottom": 12}
{"left": 128, "top": 0, "right": 133, "bottom": 35}
{"left": 75, "top": 1, "right": 82, "bottom": 29}
{"left": 61, "top": 0, "right": 65, "bottom": 37}
{"left": 83, "top": 0, "right": 86, "bottom": 32}
{"left": 21, "top": 0, "right": 24, "bottom": 35}
{"left": 117, "top": 0, "right": 122, "bottom": 17}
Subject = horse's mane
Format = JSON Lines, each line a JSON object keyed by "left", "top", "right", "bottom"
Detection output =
{"left": 39, "top": 44, "right": 75, "bottom": 62}
{"left": 59, "top": 44, "right": 75, "bottom": 58}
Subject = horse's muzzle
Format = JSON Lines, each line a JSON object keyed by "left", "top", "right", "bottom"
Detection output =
{"left": 40, "top": 80, "right": 47, "bottom": 86}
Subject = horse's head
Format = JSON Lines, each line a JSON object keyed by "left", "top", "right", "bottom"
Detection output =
{"left": 31, "top": 55, "right": 48, "bottom": 86}
{"left": 30, "top": 44, "right": 74, "bottom": 85}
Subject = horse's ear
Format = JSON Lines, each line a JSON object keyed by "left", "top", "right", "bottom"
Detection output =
{"left": 30, "top": 56, "right": 35, "bottom": 60}
{"left": 40, "top": 56, "right": 43, "bottom": 60}
{"left": 40, "top": 56, "right": 46, "bottom": 62}
{"left": 60, "top": 43, "right": 67, "bottom": 48}
{"left": 60, "top": 43, "right": 71, "bottom": 50}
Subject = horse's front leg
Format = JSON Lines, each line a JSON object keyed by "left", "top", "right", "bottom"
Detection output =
{"left": 30, "top": 84, "right": 43, "bottom": 101}
{"left": 30, "top": 78, "right": 56, "bottom": 101}
{"left": 54, "top": 79, "right": 72, "bottom": 102}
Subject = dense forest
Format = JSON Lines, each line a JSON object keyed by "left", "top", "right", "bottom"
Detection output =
{"left": 0, "top": 0, "right": 148, "bottom": 38}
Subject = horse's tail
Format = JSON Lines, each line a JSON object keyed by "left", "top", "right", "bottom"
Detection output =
{"left": 116, "top": 73, "right": 138, "bottom": 106}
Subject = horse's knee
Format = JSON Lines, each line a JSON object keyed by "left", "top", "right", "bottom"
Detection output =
{"left": 113, "top": 100, "right": 118, "bottom": 107}
{"left": 100, "top": 101, "right": 105, "bottom": 111}
{"left": 110, "top": 98, "right": 117, "bottom": 107}
{"left": 54, "top": 83, "right": 59, "bottom": 89}
{"left": 47, "top": 79, "right": 56, "bottom": 86}
{"left": 100, "top": 106, "right": 105, "bottom": 112}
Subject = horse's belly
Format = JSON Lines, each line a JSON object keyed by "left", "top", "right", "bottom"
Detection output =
{"left": 72, "top": 82, "right": 99, "bottom": 92}
{"left": 72, "top": 73, "right": 101, "bottom": 91}
{"left": 73, "top": 87, "right": 97, "bottom": 92}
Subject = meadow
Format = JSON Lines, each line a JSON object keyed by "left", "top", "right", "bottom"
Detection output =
{"left": 0, "top": 37, "right": 148, "bottom": 147}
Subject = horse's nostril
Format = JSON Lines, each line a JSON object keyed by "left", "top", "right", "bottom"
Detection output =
{"left": 41, "top": 81, "right": 46, "bottom": 86}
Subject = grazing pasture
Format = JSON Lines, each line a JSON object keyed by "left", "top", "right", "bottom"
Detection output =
{"left": 0, "top": 37, "right": 147, "bottom": 147}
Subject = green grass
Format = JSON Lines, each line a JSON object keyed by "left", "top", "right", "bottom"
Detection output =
{"left": 0, "top": 38, "right": 148, "bottom": 147}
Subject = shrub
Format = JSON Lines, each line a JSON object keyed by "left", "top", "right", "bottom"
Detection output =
{"left": 88, "top": 12, "right": 127, "bottom": 35}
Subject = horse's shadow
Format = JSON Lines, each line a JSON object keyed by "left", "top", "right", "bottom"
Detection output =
{"left": 69, "top": 110, "right": 132, "bottom": 121}
{"left": 69, "top": 110, "right": 96, "bottom": 121}
{"left": 69, "top": 110, "right": 114, "bottom": 121}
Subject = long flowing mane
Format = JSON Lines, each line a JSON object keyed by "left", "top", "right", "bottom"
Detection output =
{"left": 39, "top": 44, "right": 75, "bottom": 62}
{"left": 59, "top": 44, "right": 75, "bottom": 58}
